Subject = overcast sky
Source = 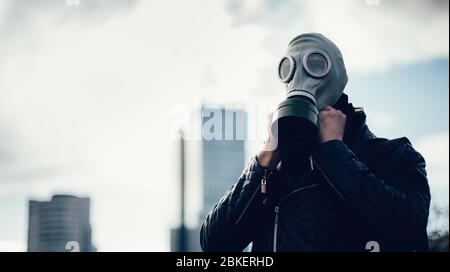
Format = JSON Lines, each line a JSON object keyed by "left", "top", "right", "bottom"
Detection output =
{"left": 0, "top": 0, "right": 448, "bottom": 251}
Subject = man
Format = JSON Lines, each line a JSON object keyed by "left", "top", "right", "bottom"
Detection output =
{"left": 200, "top": 33, "right": 431, "bottom": 252}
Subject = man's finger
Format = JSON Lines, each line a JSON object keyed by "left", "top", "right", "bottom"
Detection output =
{"left": 321, "top": 105, "right": 334, "bottom": 112}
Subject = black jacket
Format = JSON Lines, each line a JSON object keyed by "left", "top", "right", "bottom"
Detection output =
{"left": 200, "top": 97, "right": 431, "bottom": 252}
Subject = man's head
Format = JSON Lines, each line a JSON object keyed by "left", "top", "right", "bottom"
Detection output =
{"left": 272, "top": 33, "right": 348, "bottom": 153}
{"left": 279, "top": 33, "right": 348, "bottom": 110}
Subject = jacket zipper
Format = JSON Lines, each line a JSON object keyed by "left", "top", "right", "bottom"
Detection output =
{"left": 312, "top": 159, "right": 348, "bottom": 202}
{"left": 273, "top": 206, "right": 279, "bottom": 252}
{"left": 261, "top": 169, "right": 268, "bottom": 194}
{"left": 234, "top": 169, "right": 269, "bottom": 226}
{"left": 235, "top": 158, "right": 346, "bottom": 250}
{"left": 272, "top": 183, "right": 319, "bottom": 252}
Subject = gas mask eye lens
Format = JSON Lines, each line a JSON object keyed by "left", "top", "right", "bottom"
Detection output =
{"left": 303, "top": 51, "right": 331, "bottom": 78}
{"left": 278, "top": 56, "right": 296, "bottom": 83}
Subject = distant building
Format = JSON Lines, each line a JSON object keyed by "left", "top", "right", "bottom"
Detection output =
{"left": 170, "top": 105, "right": 247, "bottom": 252}
{"left": 170, "top": 227, "right": 201, "bottom": 252}
{"left": 27, "top": 195, "right": 95, "bottom": 252}
{"left": 199, "top": 106, "right": 246, "bottom": 222}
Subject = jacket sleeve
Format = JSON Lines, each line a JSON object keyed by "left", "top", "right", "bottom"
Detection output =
{"left": 313, "top": 140, "right": 431, "bottom": 249}
{"left": 200, "top": 156, "right": 270, "bottom": 252}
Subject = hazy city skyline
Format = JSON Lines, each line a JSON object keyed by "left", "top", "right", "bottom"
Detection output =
{"left": 0, "top": 0, "right": 448, "bottom": 251}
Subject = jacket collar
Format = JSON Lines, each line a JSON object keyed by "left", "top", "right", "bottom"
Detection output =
{"left": 333, "top": 93, "right": 376, "bottom": 154}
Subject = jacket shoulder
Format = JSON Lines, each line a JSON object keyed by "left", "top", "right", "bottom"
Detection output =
{"left": 363, "top": 137, "right": 426, "bottom": 179}
{"left": 382, "top": 137, "right": 425, "bottom": 166}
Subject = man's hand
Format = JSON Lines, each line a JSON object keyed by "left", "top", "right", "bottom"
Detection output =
{"left": 257, "top": 112, "right": 281, "bottom": 170}
{"left": 318, "top": 106, "right": 346, "bottom": 143}
{"left": 258, "top": 106, "right": 346, "bottom": 167}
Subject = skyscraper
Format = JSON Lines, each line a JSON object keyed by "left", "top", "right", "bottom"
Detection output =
{"left": 170, "top": 105, "right": 247, "bottom": 252}
{"left": 199, "top": 106, "right": 246, "bottom": 222}
{"left": 27, "top": 195, "right": 95, "bottom": 252}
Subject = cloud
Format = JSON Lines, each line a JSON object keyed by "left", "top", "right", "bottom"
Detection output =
{"left": 415, "top": 132, "right": 449, "bottom": 207}
{"left": 0, "top": 0, "right": 140, "bottom": 186}
{"left": 0, "top": 0, "right": 138, "bottom": 68}
{"left": 417, "top": 132, "right": 449, "bottom": 233}
{"left": 0, "top": 118, "right": 17, "bottom": 163}
{"left": 224, "top": 0, "right": 449, "bottom": 73}
{"left": 0, "top": 240, "right": 25, "bottom": 252}
{"left": 366, "top": 111, "right": 396, "bottom": 132}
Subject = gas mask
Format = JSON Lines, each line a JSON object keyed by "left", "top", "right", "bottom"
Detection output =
{"left": 272, "top": 33, "right": 348, "bottom": 154}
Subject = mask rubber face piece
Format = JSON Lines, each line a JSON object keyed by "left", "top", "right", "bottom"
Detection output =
{"left": 281, "top": 33, "right": 348, "bottom": 110}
